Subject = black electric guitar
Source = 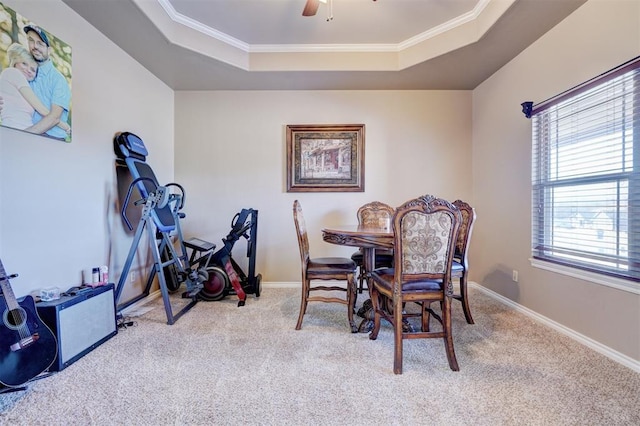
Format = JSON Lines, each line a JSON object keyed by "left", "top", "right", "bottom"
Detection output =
{"left": 0, "top": 259, "right": 57, "bottom": 387}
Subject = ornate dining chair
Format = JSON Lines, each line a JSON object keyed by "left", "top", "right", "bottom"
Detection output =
{"left": 293, "top": 200, "right": 358, "bottom": 333}
{"left": 350, "top": 201, "right": 395, "bottom": 293}
{"left": 369, "top": 195, "right": 461, "bottom": 373}
{"left": 450, "top": 199, "right": 477, "bottom": 324}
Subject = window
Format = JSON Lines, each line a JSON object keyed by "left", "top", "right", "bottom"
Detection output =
{"left": 529, "top": 57, "right": 640, "bottom": 283}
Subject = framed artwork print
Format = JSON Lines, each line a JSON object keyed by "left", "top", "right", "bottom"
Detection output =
{"left": 286, "top": 124, "right": 365, "bottom": 192}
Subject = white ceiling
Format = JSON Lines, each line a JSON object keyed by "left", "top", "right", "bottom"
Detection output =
{"left": 167, "top": 0, "right": 480, "bottom": 45}
{"left": 62, "top": 0, "right": 586, "bottom": 90}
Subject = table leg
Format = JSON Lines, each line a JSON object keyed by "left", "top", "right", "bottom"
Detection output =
{"left": 356, "top": 248, "right": 411, "bottom": 334}
{"left": 356, "top": 247, "right": 376, "bottom": 333}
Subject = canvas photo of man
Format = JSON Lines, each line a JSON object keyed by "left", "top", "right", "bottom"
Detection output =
{"left": 0, "top": 2, "right": 72, "bottom": 142}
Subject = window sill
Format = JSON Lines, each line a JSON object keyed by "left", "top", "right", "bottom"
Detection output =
{"left": 530, "top": 258, "right": 640, "bottom": 295}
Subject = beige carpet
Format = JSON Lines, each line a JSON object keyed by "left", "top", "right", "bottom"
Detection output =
{"left": 1, "top": 286, "right": 638, "bottom": 425}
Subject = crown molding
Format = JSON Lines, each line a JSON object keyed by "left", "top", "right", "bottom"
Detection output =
{"left": 135, "top": 0, "right": 514, "bottom": 72}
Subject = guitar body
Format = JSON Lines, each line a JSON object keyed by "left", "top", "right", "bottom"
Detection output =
{"left": 0, "top": 294, "right": 57, "bottom": 387}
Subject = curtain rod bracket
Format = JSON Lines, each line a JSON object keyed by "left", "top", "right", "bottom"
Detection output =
{"left": 521, "top": 101, "right": 533, "bottom": 119}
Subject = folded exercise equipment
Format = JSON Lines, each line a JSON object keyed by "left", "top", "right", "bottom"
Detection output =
{"left": 113, "top": 132, "right": 261, "bottom": 323}
{"left": 114, "top": 132, "right": 216, "bottom": 324}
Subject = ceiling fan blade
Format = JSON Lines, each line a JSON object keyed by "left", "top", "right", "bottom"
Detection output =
{"left": 302, "top": 0, "right": 320, "bottom": 16}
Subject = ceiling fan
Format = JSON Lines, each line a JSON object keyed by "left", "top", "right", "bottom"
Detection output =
{"left": 303, "top": 0, "right": 377, "bottom": 19}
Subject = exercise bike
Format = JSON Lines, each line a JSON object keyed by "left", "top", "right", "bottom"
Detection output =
{"left": 195, "top": 208, "right": 262, "bottom": 306}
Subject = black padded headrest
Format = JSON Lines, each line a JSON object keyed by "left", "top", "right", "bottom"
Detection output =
{"left": 114, "top": 132, "right": 148, "bottom": 161}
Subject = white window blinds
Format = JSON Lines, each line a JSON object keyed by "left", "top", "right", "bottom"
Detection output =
{"left": 530, "top": 57, "right": 640, "bottom": 282}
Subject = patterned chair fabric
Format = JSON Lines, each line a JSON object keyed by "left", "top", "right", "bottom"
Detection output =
{"left": 400, "top": 210, "right": 453, "bottom": 275}
{"left": 350, "top": 201, "right": 395, "bottom": 293}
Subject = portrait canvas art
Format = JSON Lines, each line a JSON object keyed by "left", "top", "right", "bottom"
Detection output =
{"left": 0, "top": 2, "right": 72, "bottom": 142}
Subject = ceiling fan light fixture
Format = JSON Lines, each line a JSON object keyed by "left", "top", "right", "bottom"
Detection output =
{"left": 302, "top": 0, "right": 320, "bottom": 16}
{"left": 303, "top": 0, "right": 374, "bottom": 20}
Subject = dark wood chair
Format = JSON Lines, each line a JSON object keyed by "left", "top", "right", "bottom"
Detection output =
{"left": 369, "top": 195, "right": 461, "bottom": 373}
{"left": 450, "top": 199, "right": 477, "bottom": 324}
{"left": 293, "top": 200, "right": 358, "bottom": 333}
{"left": 350, "top": 201, "right": 395, "bottom": 293}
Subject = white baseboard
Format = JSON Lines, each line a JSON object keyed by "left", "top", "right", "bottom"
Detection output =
{"left": 119, "top": 290, "right": 162, "bottom": 315}
{"left": 470, "top": 282, "right": 640, "bottom": 373}
{"left": 119, "top": 282, "right": 298, "bottom": 315}
{"left": 263, "top": 282, "right": 299, "bottom": 288}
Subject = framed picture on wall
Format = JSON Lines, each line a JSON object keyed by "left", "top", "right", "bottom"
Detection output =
{"left": 286, "top": 124, "right": 365, "bottom": 192}
{"left": 0, "top": 2, "right": 72, "bottom": 142}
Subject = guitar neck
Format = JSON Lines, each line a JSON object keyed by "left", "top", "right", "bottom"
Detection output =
{"left": 0, "top": 259, "right": 19, "bottom": 312}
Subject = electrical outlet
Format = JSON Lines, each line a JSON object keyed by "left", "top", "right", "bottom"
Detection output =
{"left": 512, "top": 270, "right": 519, "bottom": 282}
{"left": 130, "top": 271, "right": 136, "bottom": 283}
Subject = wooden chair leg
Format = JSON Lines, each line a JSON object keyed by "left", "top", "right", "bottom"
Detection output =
{"left": 347, "top": 273, "right": 357, "bottom": 333}
{"left": 352, "top": 273, "right": 359, "bottom": 312}
{"left": 295, "top": 278, "right": 309, "bottom": 330}
{"left": 368, "top": 287, "right": 381, "bottom": 340}
{"left": 393, "top": 296, "right": 404, "bottom": 374}
{"left": 421, "top": 301, "right": 432, "bottom": 332}
{"left": 442, "top": 297, "right": 459, "bottom": 371}
{"left": 459, "top": 274, "right": 474, "bottom": 324}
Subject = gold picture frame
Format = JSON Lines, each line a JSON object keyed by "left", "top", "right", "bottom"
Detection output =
{"left": 286, "top": 124, "right": 365, "bottom": 192}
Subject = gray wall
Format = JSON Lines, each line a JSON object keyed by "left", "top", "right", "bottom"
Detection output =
{"left": 472, "top": 0, "right": 640, "bottom": 362}
{"left": 0, "top": 0, "right": 175, "bottom": 305}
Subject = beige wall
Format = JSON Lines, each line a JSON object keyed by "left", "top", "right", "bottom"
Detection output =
{"left": 0, "top": 0, "right": 174, "bottom": 304}
{"left": 174, "top": 90, "right": 472, "bottom": 283}
{"left": 472, "top": 0, "right": 640, "bottom": 361}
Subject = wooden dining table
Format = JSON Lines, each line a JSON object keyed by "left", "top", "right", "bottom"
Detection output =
{"left": 322, "top": 224, "right": 394, "bottom": 332}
